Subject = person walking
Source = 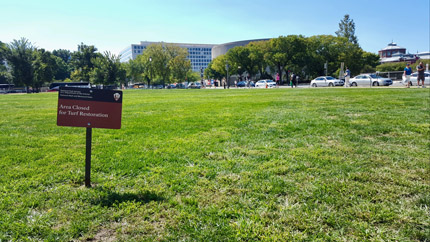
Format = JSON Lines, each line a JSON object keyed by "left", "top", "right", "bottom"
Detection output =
{"left": 403, "top": 63, "right": 412, "bottom": 88}
{"left": 344, "top": 67, "right": 351, "bottom": 87}
{"left": 290, "top": 72, "right": 296, "bottom": 88}
{"left": 416, "top": 62, "right": 426, "bottom": 88}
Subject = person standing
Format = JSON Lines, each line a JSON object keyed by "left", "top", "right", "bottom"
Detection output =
{"left": 416, "top": 62, "right": 426, "bottom": 88}
{"left": 403, "top": 63, "right": 413, "bottom": 88}
{"left": 344, "top": 67, "right": 351, "bottom": 87}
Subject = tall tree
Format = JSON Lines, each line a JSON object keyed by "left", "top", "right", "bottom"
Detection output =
{"left": 0, "top": 41, "right": 10, "bottom": 84}
{"left": 169, "top": 49, "right": 191, "bottom": 83}
{"left": 70, "top": 43, "right": 100, "bottom": 83}
{"left": 52, "top": 49, "right": 72, "bottom": 80}
{"left": 90, "top": 51, "right": 126, "bottom": 86}
{"left": 123, "top": 58, "right": 145, "bottom": 84}
{"left": 336, "top": 14, "right": 358, "bottom": 45}
{"left": 247, "top": 40, "right": 269, "bottom": 79}
{"left": 227, "top": 46, "right": 254, "bottom": 80}
{"left": 6, "top": 38, "right": 35, "bottom": 89}
{"left": 307, "top": 35, "right": 345, "bottom": 77}
{"left": 265, "top": 35, "right": 307, "bottom": 84}
{"left": 142, "top": 44, "right": 170, "bottom": 87}
{"left": 0, "top": 41, "right": 6, "bottom": 64}
{"left": 52, "top": 49, "right": 71, "bottom": 64}
{"left": 32, "top": 49, "right": 57, "bottom": 91}
{"left": 53, "top": 56, "right": 71, "bottom": 80}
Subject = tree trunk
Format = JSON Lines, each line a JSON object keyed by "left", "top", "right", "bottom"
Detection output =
{"left": 277, "top": 63, "right": 282, "bottom": 85}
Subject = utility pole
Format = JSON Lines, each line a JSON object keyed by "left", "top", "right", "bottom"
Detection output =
{"left": 324, "top": 61, "right": 328, "bottom": 76}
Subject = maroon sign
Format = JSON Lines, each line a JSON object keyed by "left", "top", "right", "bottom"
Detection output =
{"left": 57, "top": 87, "right": 122, "bottom": 129}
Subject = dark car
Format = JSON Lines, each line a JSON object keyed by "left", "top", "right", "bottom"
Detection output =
{"left": 176, "top": 83, "right": 186, "bottom": 89}
{"left": 167, "top": 84, "right": 176, "bottom": 89}
{"left": 237, "top": 81, "right": 255, "bottom": 87}
{"left": 237, "top": 81, "right": 246, "bottom": 87}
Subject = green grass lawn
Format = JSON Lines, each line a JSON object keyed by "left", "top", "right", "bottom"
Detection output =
{"left": 0, "top": 88, "right": 429, "bottom": 241}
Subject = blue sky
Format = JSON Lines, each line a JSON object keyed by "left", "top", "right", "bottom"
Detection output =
{"left": 1, "top": 0, "right": 429, "bottom": 55}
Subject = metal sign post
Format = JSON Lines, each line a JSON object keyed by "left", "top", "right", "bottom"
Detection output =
{"left": 85, "top": 127, "right": 92, "bottom": 187}
{"left": 57, "top": 87, "right": 123, "bottom": 188}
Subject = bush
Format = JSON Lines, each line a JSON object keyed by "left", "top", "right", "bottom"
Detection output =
{"left": 376, "top": 62, "right": 406, "bottom": 72}
{"left": 376, "top": 59, "right": 430, "bottom": 72}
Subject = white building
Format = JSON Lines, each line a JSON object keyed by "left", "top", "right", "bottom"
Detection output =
{"left": 120, "top": 41, "right": 215, "bottom": 72}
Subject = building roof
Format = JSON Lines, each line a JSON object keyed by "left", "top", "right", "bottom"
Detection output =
{"left": 417, "top": 52, "right": 430, "bottom": 59}
{"left": 380, "top": 42, "right": 406, "bottom": 51}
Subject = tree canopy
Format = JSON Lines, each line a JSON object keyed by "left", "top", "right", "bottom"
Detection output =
{"left": 206, "top": 34, "right": 381, "bottom": 82}
{"left": 6, "top": 38, "right": 35, "bottom": 88}
{"left": 336, "top": 14, "right": 358, "bottom": 45}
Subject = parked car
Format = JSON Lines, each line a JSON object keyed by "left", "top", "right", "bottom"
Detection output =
{"left": 176, "top": 83, "right": 186, "bottom": 89}
{"left": 237, "top": 81, "right": 255, "bottom": 87}
{"left": 310, "top": 76, "right": 344, "bottom": 87}
{"left": 403, "top": 71, "right": 430, "bottom": 86}
{"left": 255, "top": 79, "right": 276, "bottom": 88}
{"left": 167, "top": 84, "right": 176, "bottom": 89}
{"left": 349, "top": 74, "right": 393, "bottom": 86}
{"left": 237, "top": 81, "right": 246, "bottom": 87}
{"left": 187, "top": 82, "right": 202, "bottom": 89}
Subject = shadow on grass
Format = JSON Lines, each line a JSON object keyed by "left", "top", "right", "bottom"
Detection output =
{"left": 92, "top": 187, "right": 165, "bottom": 207}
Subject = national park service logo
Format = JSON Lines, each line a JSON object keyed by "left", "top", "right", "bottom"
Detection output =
{"left": 113, "top": 93, "right": 121, "bottom": 101}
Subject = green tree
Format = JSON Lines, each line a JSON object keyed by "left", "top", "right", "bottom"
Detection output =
{"left": 169, "top": 50, "right": 191, "bottom": 83}
{"left": 336, "top": 14, "right": 358, "bottom": 45}
{"left": 265, "top": 35, "right": 307, "bottom": 84}
{"left": 265, "top": 37, "right": 289, "bottom": 83}
{"left": 142, "top": 44, "right": 170, "bottom": 87}
{"left": 337, "top": 39, "right": 364, "bottom": 76}
{"left": 52, "top": 49, "right": 71, "bottom": 64}
{"left": 123, "top": 58, "right": 145, "bottom": 84}
{"left": 0, "top": 41, "right": 11, "bottom": 84}
{"left": 226, "top": 46, "right": 256, "bottom": 80}
{"left": 360, "top": 52, "right": 380, "bottom": 73}
{"left": 167, "top": 45, "right": 191, "bottom": 83}
{"left": 204, "top": 61, "right": 223, "bottom": 81}
{"left": 247, "top": 40, "right": 269, "bottom": 79}
{"left": 0, "top": 41, "right": 6, "bottom": 64}
{"left": 52, "top": 49, "right": 72, "bottom": 80}
{"left": 90, "top": 52, "right": 126, "bottom": 86}
{"left": 211, "top": 54, "right": 228, "bottom": 78}
{"left": 6, "top": 38, "right": 35, "bottom": 90}
{"left": 186, "top": 71, "right": 200, "bottom": 83}
{"left": 133, "top": 44, "right": 191, "bottom": 87}
{"left": 32, "top": 49, "right": 57, "bottom": 91}
{"left": 307, "top": 35, "right": 345, "bottom": 77}
{"left": 70, "top": 43, "right": 100, "bottom": 83}
{"left": 53, "top": 56, "right": 71, "bottom": 80}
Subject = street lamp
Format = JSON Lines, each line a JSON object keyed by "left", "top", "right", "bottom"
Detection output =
{"left": 149, "top": 57, "right": 152, "bottom": 89}
{"left": 225, "top": 61, "right": 230, "bottom": 89}
{"left": 200, "top": 67, "right": 204, "bottom": 87}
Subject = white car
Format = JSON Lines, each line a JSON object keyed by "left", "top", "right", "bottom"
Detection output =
{"left": 403, "top": 71, "right": 430, "bottom": 86}
{"left": 349, "top": 74, "right": 393, "bottom": 86}
{"left": 310, "top": 76, "right": 344, "bottom": 87}
{"left": 255, "top": 79, "right": 276, "bottom": 88}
